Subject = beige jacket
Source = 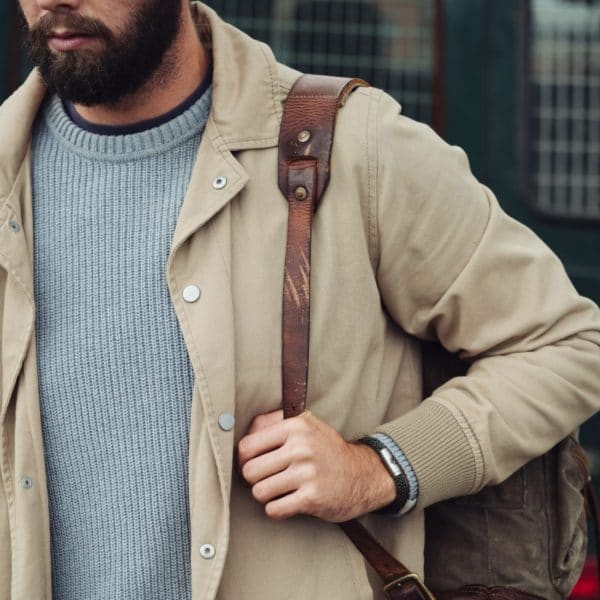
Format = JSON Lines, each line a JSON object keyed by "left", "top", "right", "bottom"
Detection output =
{"left": 1, "top": 3, "right": 599, "bottom": 599}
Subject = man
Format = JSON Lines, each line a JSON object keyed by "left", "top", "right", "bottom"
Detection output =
{"left": 1, "top": 0, "right": 599, "bottom": 599}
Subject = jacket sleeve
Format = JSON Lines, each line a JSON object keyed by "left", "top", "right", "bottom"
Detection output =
{"left": 369, "top": 90, "right": 600, "bottom": 510}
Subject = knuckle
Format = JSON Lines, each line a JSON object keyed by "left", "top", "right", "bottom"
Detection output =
{"left": 304, "top": 463, "right": 318, "bottom": 480}
{"left": 288, "top": 417, "right": 308, "bottom": 434}
{"left": 293, "top": 462, "right": 317, "bottom": 481}
{"left": 287, "top": 438, "right": 314, "bottom": 461}
{"left": 254, "top": 414, "right": 267, "bottom": 427}
{"left": 301, "top": 445, "right": 317, "bottom": 462}
{"left": 301, "top": 485, "right": 319, "bottom": 512}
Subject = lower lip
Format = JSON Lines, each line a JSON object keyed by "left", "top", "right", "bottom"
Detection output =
{"left": 48, "top": 36, "right": 95, "bottom": 52}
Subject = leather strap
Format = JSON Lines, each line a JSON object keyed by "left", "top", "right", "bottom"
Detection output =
{"left": 278, "top": 74, "right": 367, "bottom": 419}
{"left": 340, "top": 520, "right": 435, "bottom": 599}
{"left": 434, "top": 587, "right": 544, "bottom": 600}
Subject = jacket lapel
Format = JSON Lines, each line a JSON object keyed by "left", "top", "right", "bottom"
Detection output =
{"left": 169, "top": 122, "right": 249, "bottom": 256}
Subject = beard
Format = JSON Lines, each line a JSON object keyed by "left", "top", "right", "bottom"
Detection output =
{"left": 25, "top": 0, "right": 183, "bottom": 106}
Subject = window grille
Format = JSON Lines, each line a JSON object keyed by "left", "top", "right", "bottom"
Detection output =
{"left": 528, "top": 0, "right": 600, "bottom": 221}
{"left": 204, "top": 0, "right": 436, "bottom": 125}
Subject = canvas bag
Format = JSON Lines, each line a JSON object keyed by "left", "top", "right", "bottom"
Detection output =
{"left": 422, "top": 341, "right": 593, "bottom": 599}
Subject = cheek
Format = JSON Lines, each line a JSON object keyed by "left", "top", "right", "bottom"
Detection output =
{"left": 82, "top": 2, "right": 132, "bottom": 37}
{"left": 18, "top": 1, "right": 40, "bottom": 27}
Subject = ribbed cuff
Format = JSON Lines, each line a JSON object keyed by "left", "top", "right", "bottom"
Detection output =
{"left": 376, "top": 399, "right": 481, "bottom": 509}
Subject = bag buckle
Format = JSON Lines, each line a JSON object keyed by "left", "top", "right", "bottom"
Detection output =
{"left": 383, "top": 573, "right": 436, "bottom": 600}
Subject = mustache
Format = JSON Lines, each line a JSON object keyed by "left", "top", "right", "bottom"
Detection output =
{"left": 28, "top": 12, "right": 113, "bottom": 41}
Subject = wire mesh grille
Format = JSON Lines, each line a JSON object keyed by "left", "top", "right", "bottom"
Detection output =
{"left": 203, "top": 0, "right": 436, "bottom": 124}
{"left": 529, "top": 0, "right": 600, "bottom": 220}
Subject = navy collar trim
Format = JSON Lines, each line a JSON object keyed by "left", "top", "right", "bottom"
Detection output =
{"left": 63, "top": 64, "right": 213, "bottom": 136}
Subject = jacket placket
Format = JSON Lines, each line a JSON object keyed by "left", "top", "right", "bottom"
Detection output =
{"left": 0, "top": 150, "right": 52, "bottom": 600}
{"left": 165, "top": 120, "right": 249, "bottom": 599}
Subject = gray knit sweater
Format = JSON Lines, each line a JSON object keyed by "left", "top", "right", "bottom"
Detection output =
{"left": 31, "top": 86, "right": 211, "bottom": 600}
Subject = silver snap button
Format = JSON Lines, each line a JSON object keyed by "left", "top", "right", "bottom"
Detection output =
{"left": 183, "top": 285, "right": 201, "bottom": 303}
{"left": 218, "top": 413, "right": 235, "bottom": 432}
{"left": 297, "top": 130, "right": 311, "bottom": 143}
{"left": 21, "top": 476, "right": 33, "bottom": 489}
{"left": 200, "top": 544, "right": 216, "bottom": 559}
{"left": 9, "top": 220, "right": 21, "bottom": 233}
{"left": 294, "top": 186, "right": 308, "bottom": 201}
{"left": 213, "top": 176, "right": 228, "bottom": 190}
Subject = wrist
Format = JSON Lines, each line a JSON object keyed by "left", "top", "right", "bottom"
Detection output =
{"left": 351, "top": 440, "right": 399, "bottom": 513}
{"left": 357, "top": 436, "right": 410, "bottom": 515}
{"left": 370, "top": 432, "right": 419, "bottom": 515}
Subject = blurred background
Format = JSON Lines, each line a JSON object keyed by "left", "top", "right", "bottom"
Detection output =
{"left": 1, "top": 0, "right": 599, "bottom": 580}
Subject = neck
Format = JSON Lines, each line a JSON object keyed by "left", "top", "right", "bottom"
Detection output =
{"left": 73, "top": 7, "right": 208, "bottom": 127}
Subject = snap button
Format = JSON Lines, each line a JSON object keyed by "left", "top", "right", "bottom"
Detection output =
{"left": 183, "top": 285, "right": 201, "bottom": 303}
{"left": 218, "top": 413, "right": 235, "bottom": 432}
{"left": 200, "top": 544, "right": 216, "bottom": 559}
{"left": 297, "top": 130, "right": 311, "bottom": 143}
{"left": 213, "top": 176, "right": 228, "bottom": 190}
{"left": 294, "top": 186, "right": 308, "bottom": 201}
{"left": 21, "top": 476, "right": 33, "bottom": 489}
{"left": 9, "top": 220, "right": 21, "bottom": 233}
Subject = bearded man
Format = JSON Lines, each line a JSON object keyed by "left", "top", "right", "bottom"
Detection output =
{"left": 1, "top": 1, "right": 599, "bottom": 599}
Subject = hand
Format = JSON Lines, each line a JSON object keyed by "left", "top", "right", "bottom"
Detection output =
{"left": 237, "top": 409, "right": 396, "bottom": 522}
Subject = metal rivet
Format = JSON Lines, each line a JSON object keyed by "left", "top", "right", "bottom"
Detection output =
{"left": 218, "top": 413, "right": 235, "bottom": 432}
{"left": 294, "top": 186, "right": 308, "bottom": 201}
{"left": 200, "top": 544, "right": 216, "bottom": 559}
{"left": 9, "top": 220, "right": 21, "bottom": 233}
{"left": 21, "top": 476, "right": 33, "bottom": 489}
{"left": 297, "top": 129, "right": 311, "bottom": 143}
{"left": 213, "top": 176, "right": 228, "bottom": 190}
{"left": 183, "top": 285, "right": 201, "bottom": 303}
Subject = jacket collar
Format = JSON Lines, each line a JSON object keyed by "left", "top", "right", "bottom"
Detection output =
{"left": 193, "top": 2, "right": 285, "bottom": 150}
{"left": 0, "top": 1, "right": 288, "bottom": 208}
{"left": 0, "top": 70, "right": 46, "bottom": 213}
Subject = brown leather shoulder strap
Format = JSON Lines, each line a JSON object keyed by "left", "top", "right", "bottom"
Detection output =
{"left": 278, "top": 74, "right": 434, "bottom": 600}
{"left": 278, "top": 74, "right": 366, "bottom": 419}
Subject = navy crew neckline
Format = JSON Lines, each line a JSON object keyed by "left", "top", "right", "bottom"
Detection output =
{"left": 63, "top": 64, "right": 212, "bottom": 136}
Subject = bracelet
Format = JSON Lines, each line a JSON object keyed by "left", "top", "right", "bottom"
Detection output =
{"left": 370, "top": 432, "right": 419, "bottom": 512}
{"left": 357, "top": 436, "right": 409, "bottom": 515}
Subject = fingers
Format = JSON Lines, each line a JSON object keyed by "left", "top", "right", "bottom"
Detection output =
{"left": 241, "top": 447, "right": 290, "bottom": 485}
{"left": 251, "top": 468, "right": 298, "bottom": 505}
{"left": 239, "top": 410, "right": 351, "bottom": 522}
{"left": 247, "top": 410, "right": 284, "bottom": 434}
{"left": 237, "top": 420, "right": 288, "bottom": 469}
{"left": 265, "top": 489, "right": 312, "bottom": 521}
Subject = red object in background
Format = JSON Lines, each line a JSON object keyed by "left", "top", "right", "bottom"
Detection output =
{"left": 570, "top": 559, "right": 599, "bottom": 599}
